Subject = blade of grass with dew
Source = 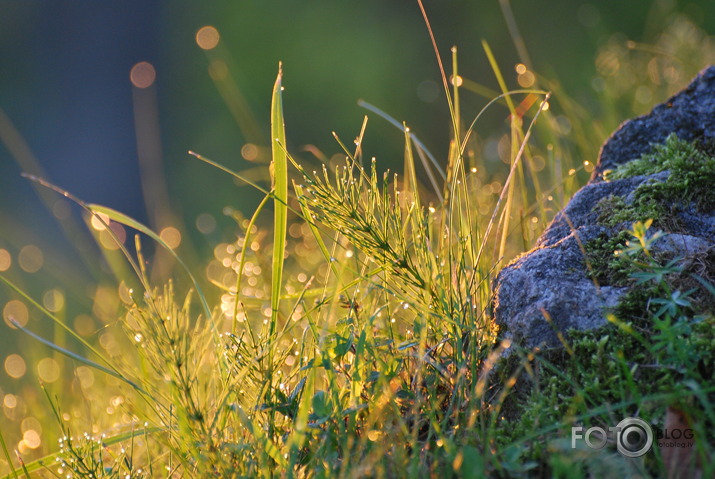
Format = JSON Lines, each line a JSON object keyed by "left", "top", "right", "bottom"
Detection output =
{"left": 87, "top": 204, "right": 212, "bottom": 327}
{"left": 264, "top": 63, "right": 288, "bottom": 440}
{"left": 269, "top": 63, "right": 287, "bottom": 345}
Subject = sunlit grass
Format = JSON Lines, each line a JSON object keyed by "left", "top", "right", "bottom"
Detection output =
{"left": 0, "top": 4, "right": 714, "bottom": 478}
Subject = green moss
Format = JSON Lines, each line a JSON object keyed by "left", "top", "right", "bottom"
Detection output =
{"left": 594, "top": 191, "right": 672, "bottom": 230}
{"left": 583, "top": 230, "right": 633, "bottom": 286}
{"left": 599, "top": 133, "right": 715, "bottom": 229}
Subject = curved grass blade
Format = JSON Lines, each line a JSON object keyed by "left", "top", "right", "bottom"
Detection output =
{"left": 86, "top": 204, "right": 213, "bottom": 328}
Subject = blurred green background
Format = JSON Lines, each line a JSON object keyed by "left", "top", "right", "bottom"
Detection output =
{"left": 1, "top": 0, "right": 714, "bottom": 463}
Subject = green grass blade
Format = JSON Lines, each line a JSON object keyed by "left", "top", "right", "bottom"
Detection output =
{"left": 270, "top": 63, "right": 288, "bottom": 341}
{"left": 87, "top": 204, "right": 213, "bottom": 327}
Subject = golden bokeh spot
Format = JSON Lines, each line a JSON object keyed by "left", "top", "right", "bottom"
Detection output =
{"left": 450, "top": 74, "right": 463, "bottom": 87}
{"left": 37, "top": 357, "right": 60, "bottom": 383}
{"left": 4, "top": 354, "right": 26, "bottom": 379}
{"left": 90, "top": 212, "right": 110, "bottom": 231}
{"left": 42, "top": 289, "right": 65, "bottom": 313}
{"left": 17, "top": 440, "right": 31, "bottom": 455}
{"left": 196, "top": 26, "right": 220, "bottom": 50}
{"left": 18, "top": 245, "right": 43, "bottom": 273}
{"left": 3, "top": 300, "right": 29, "bottom": 328}
{"left": 160, "top": 226, "right": 182, "bottom": 249}
{"left": 515, "top": 63, "right": 527, "bottom": 75}
{"left": 367, "top": 430, "right": 382, "bottom": 441}
{"left": 23, "top": 430, "right": 41, "bottom": 449}
{"left": 517, "top": 70, "right": 535, "bottom": 88}
{"left": 0, "top": 249, "right": 11, "bottom": 271}
{"left": 99, "top": 221, "right": 127, "bottom": 250}
{"left": 3, "top": 394, "right": 17, "bottom": 408}
{"left": 74, "top": 314, "right": 96, "bottom": 337}
{"left": 130, "top": 61, "right": 156, "bottom": 89}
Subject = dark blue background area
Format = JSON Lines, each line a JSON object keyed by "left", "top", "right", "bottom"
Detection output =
{"left": 1, "top": 1, "right": 163, "bottom": 223}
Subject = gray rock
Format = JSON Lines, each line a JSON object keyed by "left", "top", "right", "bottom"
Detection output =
{"left": 594, "top": 66, "right": 715, "bottom": 179}
{"left": 651, "top": 234, "right": 712, "bottom": 258}
{"left": 494, "top": 66, "right": 715, "bottom": 350}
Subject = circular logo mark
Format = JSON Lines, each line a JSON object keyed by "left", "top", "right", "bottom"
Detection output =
{"left": 616, "top": 417, "right": 653, "bottom": 457}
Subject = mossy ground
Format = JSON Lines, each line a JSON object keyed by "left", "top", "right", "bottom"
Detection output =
{"left": 494, "top": 134, "right": 715, "bottom": 477}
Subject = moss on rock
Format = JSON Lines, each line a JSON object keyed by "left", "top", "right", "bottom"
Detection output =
{"left": 597, "top": 133, "right": 715, "bottom": 231}
{"left": 494, "top": 134, "right": 715, "bottom": 474}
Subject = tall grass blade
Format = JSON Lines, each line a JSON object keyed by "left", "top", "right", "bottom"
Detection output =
{"left": 270, "top": 63, "right": 288, "bottom": 341}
